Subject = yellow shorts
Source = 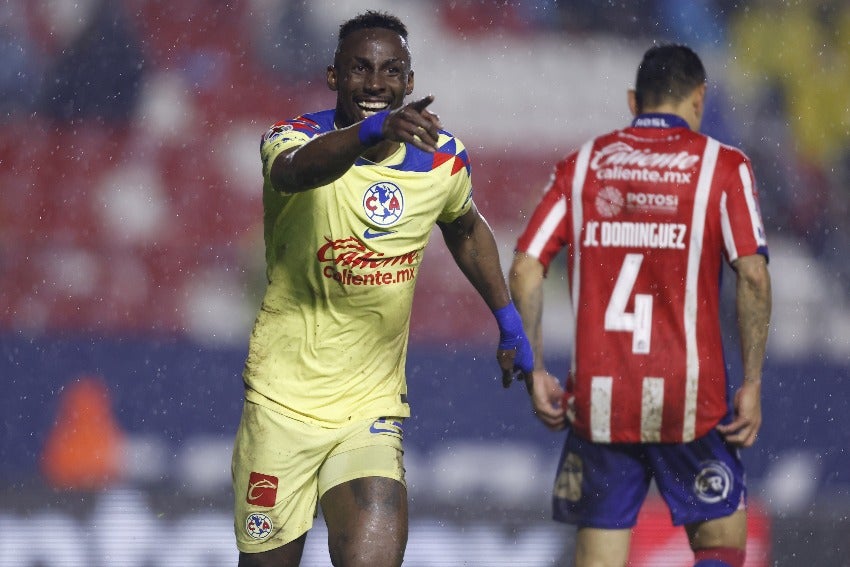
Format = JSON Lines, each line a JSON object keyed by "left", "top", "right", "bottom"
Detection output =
{"left": 231, "top": 400, "right": 405, "bottom": 553}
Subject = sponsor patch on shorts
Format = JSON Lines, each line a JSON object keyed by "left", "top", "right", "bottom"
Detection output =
{"left": 246, "top": 471, "right": 278, "bottom": 507}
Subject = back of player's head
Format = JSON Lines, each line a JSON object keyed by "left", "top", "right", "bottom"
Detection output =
{"left": 634, "top": 44, "right": 706, "bottom": 113}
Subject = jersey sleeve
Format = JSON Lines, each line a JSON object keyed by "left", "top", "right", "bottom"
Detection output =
{"left": 515, "top": 158, "right": 573, "bottom": 272}
{"left": 260, "top": 117, "right": 317, "bottom": 180}
{"left": 435, "top": 134, "right": 474, "bottom": 223}
{"left": 718, "top": 149, "right": 769, "bottom": 263}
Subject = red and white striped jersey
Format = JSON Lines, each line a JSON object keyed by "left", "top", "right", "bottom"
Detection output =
{"left": 516, "top": 115, "right": 768, "bottom": 443}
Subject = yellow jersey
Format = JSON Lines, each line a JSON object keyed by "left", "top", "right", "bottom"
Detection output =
{"left": 244, "top": 109, "right": 473, "bottom": 426}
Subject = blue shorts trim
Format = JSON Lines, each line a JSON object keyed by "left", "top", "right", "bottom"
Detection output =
{"left": 551, "top": 428, "right": 746, "bottom": 529}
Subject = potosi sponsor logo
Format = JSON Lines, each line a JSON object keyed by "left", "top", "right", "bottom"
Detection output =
{"left": 246, "top": 472, "right": 278, "bottom": 507}
{"left": 245, "top": 513, "right": 274, "bottom": 539}
{"left": 626, "top": 191, "right": 678, "bottom": 213}
{"left": 595, "top": 187, "right": 678, "bottom": 217}
{"left": 363, "top": 182, "right": 404, "bottom": 226}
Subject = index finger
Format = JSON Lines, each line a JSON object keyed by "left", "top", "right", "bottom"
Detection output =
{"left": 408, "top": 95, "right": 435, "bottom": 113}
{"left": 497, "top": 349, "right": 516, "bottom": 388}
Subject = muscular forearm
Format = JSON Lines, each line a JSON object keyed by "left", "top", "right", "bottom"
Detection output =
{"left": 440, "top": 208, "right": 511, "bottom": 311}
{"left": 509, "top": 253, "right": 546, "bottom": 368}
{"left": 269, "top": 125, "right": 366, "bottom": 193}
{"left": 735, "top": 255, "right": 772, "bottom": 383}
{"left": 270, "top": 97, "right": 442, "bottom": 194}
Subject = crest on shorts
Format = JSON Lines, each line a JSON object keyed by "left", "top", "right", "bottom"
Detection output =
{"left": 693, "top": 460, "right": 733, "bottom": 504}
{"left": 245, "top": 513, "right": 274, "bottom": 539}
{"left": 553, "top": 452, "right": 583, "bottom": 502}
{"left": 246, "top": 471, "right": 279, "bottom": 507}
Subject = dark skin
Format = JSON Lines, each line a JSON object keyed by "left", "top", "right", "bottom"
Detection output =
{"left": 239, "top": 478, "right": 407, "bottom": 567}
{"left": 243, "top": 26, "right": 522, "bottom": 567}
{"left": 268, "top": 27, "right": 441, "bottom": 194}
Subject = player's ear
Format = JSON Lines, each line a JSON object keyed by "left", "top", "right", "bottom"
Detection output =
{"left": 627, "top": 89, "right": 638, "bottom": 117}
{"left": 405, "top": 70, "right": 414, "bottom": 96}
{"left": 689, "top": 83, "right": 707, "bottom": 130}
{"left": 327, "top": 66, "right": 338, "bottom": 91}
{"left": 692, "top": 83, "right": 707, "bottom": 118}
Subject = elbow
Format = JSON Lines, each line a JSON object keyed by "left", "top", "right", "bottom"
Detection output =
{"left": 735, "top": 255, "right": 771, "bottom": 294}
{"left": 509, "top": 253, "right": 545, "bottom": 298}
{"left": 268, "top": 154, "right": 292, "bottom": 193}
{"left": 269, "top": 151, "right": 313, "bottom": 194}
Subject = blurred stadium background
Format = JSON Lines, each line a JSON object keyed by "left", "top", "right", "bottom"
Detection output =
{"left": 1, "top": 0, "right": 849, "bottom": 565}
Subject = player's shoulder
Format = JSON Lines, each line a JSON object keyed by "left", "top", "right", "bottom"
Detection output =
{"left": 427, "top": 127, "right": 467, "bottom": 157}
{"left": 260, "top": 109, "right": 335, "bottom": 146}
{"left": 437, "top": 127, "right": 464, "bottom": 146}
{"left": 392, "top": 128, "right": 472, "bottom": 177}
{"left": 691, "top": 132, "right": 753, "bottom": 179}
{"left": 712, "top": 135, "right": 751, "bottom": 164}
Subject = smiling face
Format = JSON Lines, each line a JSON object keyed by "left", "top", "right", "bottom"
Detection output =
{"left": 327, "top": 27, "right": 414, "bottom": 128}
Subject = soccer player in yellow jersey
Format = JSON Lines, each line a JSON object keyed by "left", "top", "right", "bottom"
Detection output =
{"left": 231, "top": 11, "right": 533, "bottom": 567}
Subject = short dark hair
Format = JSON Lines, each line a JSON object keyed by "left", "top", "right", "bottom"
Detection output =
{"left": 334, "top": 11, "right": 410, "bottom": 68}
{"left": 338, "top": 11, "right": 408, "bottom": 44}
{"left": 634, "top": 44, "right": 706, "bottom": 113}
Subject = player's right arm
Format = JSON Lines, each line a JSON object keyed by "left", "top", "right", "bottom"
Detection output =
{"left": 510, "top": 252, "right": 566, "bottom": 430}
{"left": 268, "top": 96, "right": 441, "bottom": 193}
{"left": 717, "top": 253, "right": 771, "bottom": 447}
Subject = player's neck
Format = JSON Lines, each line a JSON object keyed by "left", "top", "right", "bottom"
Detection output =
{"left": 362, "top": 140, "right": 402, "bottom": 164}
{"left": 641, "top": 105, "right": 699, "bottom": 131}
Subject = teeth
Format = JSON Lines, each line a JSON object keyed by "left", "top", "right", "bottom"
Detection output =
{"left": 358, "top": 101, "right": 389, "bottom": 111}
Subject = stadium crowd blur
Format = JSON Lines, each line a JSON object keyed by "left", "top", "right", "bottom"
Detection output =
{"left": 2, "top": 0, "right": 849, "bottom": 347}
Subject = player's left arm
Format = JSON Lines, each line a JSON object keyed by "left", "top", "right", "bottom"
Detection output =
{"left": 717, "top": 253, "right": 772, "bottom": 447}
{"left": 438, "top": 205, "right": 533, "bottom": 384}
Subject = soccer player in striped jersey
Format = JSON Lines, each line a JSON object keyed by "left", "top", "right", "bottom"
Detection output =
{"left": 509, "top": 44, "right": 771, "bottom": 567}
{"left": 232, "top": 11, "right": 532, "bottom": 567}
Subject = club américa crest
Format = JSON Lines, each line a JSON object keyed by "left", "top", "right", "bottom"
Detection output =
{"left": 245, "top": 512, "right": 274, "bottom": 539}
{"left": 363, "top": 182, "right": 404, "bottom": 226}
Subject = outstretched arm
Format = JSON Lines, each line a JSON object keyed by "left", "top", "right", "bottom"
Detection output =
{"left": 439, "top": 206, "right": 532, "bottom": 384}
{"left": 509, "top": 252, "right": 567, "bottom": 430}
{"left": 269, "top": 96, "right": 442, "bottom": 193}
{"left": 717, "top": 254, "right": 771, "bottom": 447}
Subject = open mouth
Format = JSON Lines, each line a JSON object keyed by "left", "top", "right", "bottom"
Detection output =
{"left": 357, "top": 100, "right": 390, "bottom": 117}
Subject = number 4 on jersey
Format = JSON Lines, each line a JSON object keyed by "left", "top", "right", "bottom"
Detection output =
{"left": 604, "top": 253, "right": 652, "bottom": 354}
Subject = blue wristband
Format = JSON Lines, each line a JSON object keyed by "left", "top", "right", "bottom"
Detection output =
{"left": 358, "top": 111, "right": 389, "bottom": 146}
{"left": 493, "top": 302, "right": 534, "bottom": 374}
{"left": 493, "top": 302, "right": 522, "bottom": 332}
